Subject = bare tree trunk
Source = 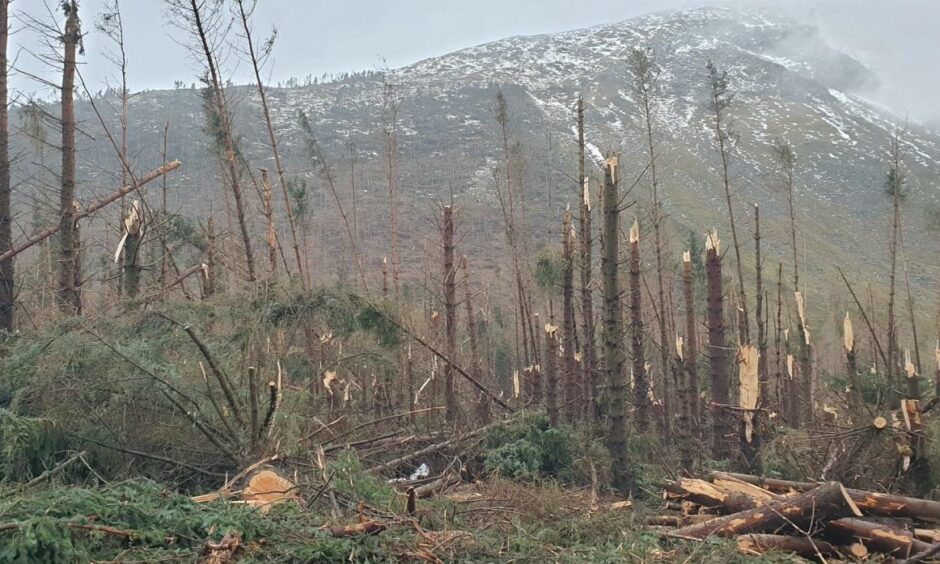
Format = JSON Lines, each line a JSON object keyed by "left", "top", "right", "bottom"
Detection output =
{"left": 602, "top": 155, "right": 633, "bottom": 494}
{"left": 706, "top": 231, "right": 730, "bottom": 460}
{"left": 774, "top": 263, "right": 789, "bottom": 424}
{"left": 204, "top": 217, "right": 216, "bottom": 298}
{"left": 681, "top": 251, "right": 699, "bottom": 466}
{"left": 463, "top": 256, "right": 489, "bottom": 425}
{"left": 57, "top": 2, "right": 81, "bottom": 314}
{"left": 545, "top": 311, "right": 559, "bottom": 426}
{"left": 383, "top": 80, "right": 401, "bottom": 297}
{"left": 706, "top": 60, "right": 748, "bottom": 345}
{"left": 122, "top": 201, "right": 142, "bottom": 298}
{"left": 187, "top": 0, "right": 255, "bottom": 283}
{"left": 576, "top": 98, "right": 598, "bottom": 421}
{"left": 630, "top": 46, "right": 672, "bottom": 440}
{"left": 629, "top": 219, "right": 649, "bottom": 431}
{"left": 887, "top": 133, "right": 903, "bottom": 402}
{"left": 260, "top": 169, "right": 278, "bottom": 275}
{"left": 235, "top": 0, "right": 305, "bottom": 286}
{"left": 754, "top": 204, "right": 768, "bottom": 401}
{"left": 442, "top": 206, "right": 458, "bottom": 423}
{"left": 160, "top": 123, "right": 170, "bottom": 296}
{"left": 562, "top": 207, "right": 578, "bottom": 421}
{"left": 795, "top": 292, "right": 815, "bottom": 425}
{"left": 0, "top": 0, "right": 12, "bottom": 330}
{"left": 495, "top": 91, "right": 537, "bottom": 391}
{"left": 901, "top": 228, "right": 922, "bottom": 399}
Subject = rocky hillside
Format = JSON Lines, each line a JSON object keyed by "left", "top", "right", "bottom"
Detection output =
{"left": 20, "top": 5, "right": 940, "bottom": 298}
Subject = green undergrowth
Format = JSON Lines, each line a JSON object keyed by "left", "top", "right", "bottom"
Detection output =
{"left": 0, "top": 477, "right": 791, "bottom": 563}
{"left": 0, "top": 479, "right": 386, "bottom": 563}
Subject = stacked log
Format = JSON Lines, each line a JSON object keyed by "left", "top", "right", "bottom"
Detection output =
{"left": 655, "top": 472, "right": 940, "bottom": 561}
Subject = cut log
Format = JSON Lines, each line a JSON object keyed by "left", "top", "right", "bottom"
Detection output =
{"left": 664, "top": 478, "right": 773, "bottom": 514}
{"left": 646, "top": 515, "right": 720, "bottom": 527}
{"left": 737, "top": 534, "right": 865, "bottom": 559}
{"left": 874, "top": 416, "right": 889, "bottom": 429}
{"left": 710, "top": 473, "right": 783, "bottom": 503}
{"left": 711, "top": 472, "right": 940, "bottom": 523}
{"left": 705, "top": 471, "right": 813, "bottom": 494}
{"left": 914, "top": 528, "right": 940, "bottom": 543}
{"left": 329, "top": 520, "right": 386, "bottom": 537}
{"left": 825, "top": 518, "right": 932, "bottom": 556}
{"left": 672, "top": 483, "right": 862, "bottom": 539}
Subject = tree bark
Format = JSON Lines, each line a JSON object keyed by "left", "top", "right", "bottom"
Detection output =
{"left": 706, "top": 231, "right": 730, "bottom": 459}
{"left": 58, "top": 2, "right": 81, "bottom": 314}
{"left": 562, "top": 208, "right": 578, "bottom": 421}
{"left": 672, "top": 482, "right": 861, "bottom": 539}
{"left": 710, "top": 471, "right": 940, "bottom": 524}
{"left": 189, "top": 0, "right": 255, "bottom": 283}
{"left": 235, "top": 0, "right": 306, "bottom": 286}
{"left": 629, "top": 219, "right": 649, "bottom": 431}
{"left": 576, "top": 98, "right": 598, "bottom": 421}
{"left": 442, "top": 206, "right": 458, "bottom": 423}
{"left": 0, "top": 0, "right": 12, "bottom": 330}
{"left": 825, "top": 517, "right": 932, "bottom": 556}
{"left": 545, "top": 316, "right": 559, "bottom": 426}
{"left": 737, "top": 534, "right": 864, "bottom": 560}
{"left": 602, "top": 155, "right": 632, "bottom": 494}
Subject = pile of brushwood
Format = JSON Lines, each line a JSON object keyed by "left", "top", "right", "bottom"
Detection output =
{"left": 654, "top": 470, "right": 940, "bottom": 562}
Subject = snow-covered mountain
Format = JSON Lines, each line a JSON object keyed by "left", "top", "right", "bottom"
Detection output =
{"left": 51, "top": 6, "right": 940, "bottom": 296}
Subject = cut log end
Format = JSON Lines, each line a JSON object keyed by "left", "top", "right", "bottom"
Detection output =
{"left": 873, "top": 416, "right": 888, "bottom": 429}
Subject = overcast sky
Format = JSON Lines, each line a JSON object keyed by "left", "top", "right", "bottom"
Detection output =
{"left": 10, "top": 0, "right": 940, "bottom": 123}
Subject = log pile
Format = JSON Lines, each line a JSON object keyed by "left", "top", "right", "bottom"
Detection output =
{"left": 653, "top": 472, "right": 940, "bottom": 561}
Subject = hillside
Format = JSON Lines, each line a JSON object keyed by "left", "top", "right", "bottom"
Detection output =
{"left": 18, "top": 5, "right": 940, "bottom": 297}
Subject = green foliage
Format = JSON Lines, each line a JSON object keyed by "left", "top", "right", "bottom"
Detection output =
{"left": 885, "top": 162, "right": 907, "bottom": 200}
{"left": 326, "top": 450, "right": 397, "bottom": 510}
{"left": 268, "top": 287, "right": 402, "bottom": 348}
{"left": 0, "top": 479, "right": 385, "bottom": 563}
{"left": 484, "top": 414, "right": 588, "bottom": 482}
{"left": 166, "top": 215, "right": 207, "bottom": 251}
{"left": 356, "top": 304, "right": 402, "bottom": 348}
{"left": 534, "top": 247, "right": 565, "bottom": 294}
{"left": 0, "top": 409, "right": 66, "bottom": 482}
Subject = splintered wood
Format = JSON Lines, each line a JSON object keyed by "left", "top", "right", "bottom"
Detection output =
{"left": 657, "top": 471, "right": 940, "bottom": 561}
{"left": 737, "top": 345, "right": 759, "bottom": 442}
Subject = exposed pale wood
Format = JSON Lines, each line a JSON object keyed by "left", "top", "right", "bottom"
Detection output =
{"left": 736, "top": 534, "right": 858, "bottom": 559}
{"left": 826, "top": 517, "right": 932, "bottom": 556}
{"left": 672, "top": 483, "right": 861, "bottom": 539}
{"left": 665, "top": 478, "right": 776, "bottom": 514}
{"left": 914, "top": 528, "right": 940, "bottom": 543}
{"left": 0, "top": 161, "right": 181, "bottom": 264}
{"left": 646, "top": 515, "right": 719, "bottom": 527}
{"left": 710, "top": 471, "right": 940, "bottom": 524}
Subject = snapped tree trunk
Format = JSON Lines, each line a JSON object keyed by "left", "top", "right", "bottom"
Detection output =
{"left": 442, "top": 205, "right": 458, "bottom": 423}
{"left": 562, "top": 207, "right": 578, "bottom": 421}
{"left": 629, "top": 218, "right": 649, "bottom": 431}
{"left": 121, "top": 200, "right": 143, "bottom": 298}
{"left": 676, "top": 253, "right": 697, "bottom": 470}
{"left": 0, "top": 0, "right": 12, "bottom": 330}
{"left": 602, "top": 155, "right": 633, "bottom": 494}
{"left": 462, "top": 256, "right": 489, "bottom": 425}
{"left": 57, "top": 2, "right": 81, "bottom": 314}
{"left": 576, "top": 98, "right": 598, "bottom": 421}
{"left": 706, "top": 231, "right": 731, "bottom": 460}
{"left": 545, "top": 316, "right": 560, "bottom": 426}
